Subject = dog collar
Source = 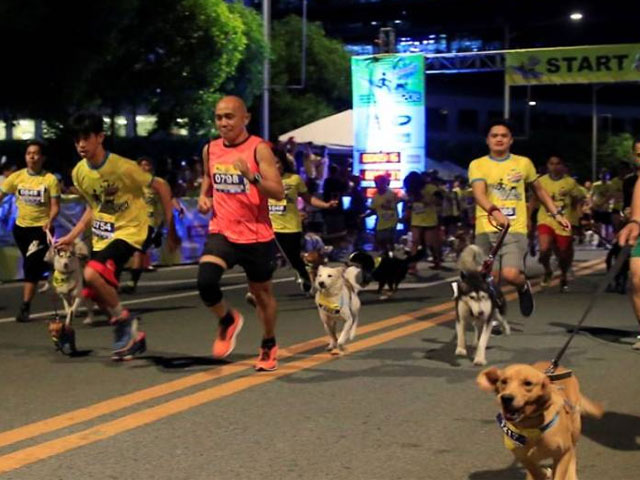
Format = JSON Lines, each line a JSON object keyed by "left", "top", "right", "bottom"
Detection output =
{"left": 317, "top": 293, "right": 342, "bottom": 315}
{"left": 52, "top": 271, "right": 70, "bottom": 288}
{"left": 496, "top": 412, "right": 559, "bottom": 450}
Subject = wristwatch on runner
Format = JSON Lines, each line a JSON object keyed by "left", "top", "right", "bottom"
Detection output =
{"left": 249, "top": 173, "right": 262, "bottom": 185}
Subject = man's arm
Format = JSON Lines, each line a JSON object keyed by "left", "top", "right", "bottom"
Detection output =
{"left": 619, "top": 177, "right": 640, "bottom": 245}
{"left": 235, "top": 142, "right": 284, "bottom": 201}
{"left": 530, "top": 179, "right": 571, "bottom": 230}
{"left": 44, "top": 197, "right": 60, "bottom": 232}
{"left": 198, "top": 143, "right": 213, "bottom": 214}
{"left": 471, "top": 180, "right": 509, "bottom": 228}
{"left": 150, "top": 177, "right": 174, "bottom": 227}
{"left": 57, "top": 206, "right": 92, "bottom": 246}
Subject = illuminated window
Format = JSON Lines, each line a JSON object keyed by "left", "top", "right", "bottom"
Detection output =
{"left": 136, "top": 115, "right": 157, "bottom": 136}
{"left": 13, "top": 119, "right": 35, "bottom": 140}
{"left": 171, "top": 118, "right": 189, "bottom": 137}
{"left": 0, "top": 121, "right": 5, "bottom": 140}
{"left": 102, "top": 116, "right": 128, "bottom": 137}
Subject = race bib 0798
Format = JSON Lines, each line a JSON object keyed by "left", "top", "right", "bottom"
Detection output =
{"left": 213, "top": 164, "right": 247, "bottom": 194}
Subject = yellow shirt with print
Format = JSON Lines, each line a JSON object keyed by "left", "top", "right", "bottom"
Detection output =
{"left": 268, "top": 173, "right": 307, "bottom": 233}
{"left": 567, "top": 185, "right": 588, "bottom": 227}
{"left": 411, "top": 184, "right": 439, "bottom": 227}
{"left": 0, "top": 168, "right": 60, "bottom": 227}
{"left": 143, "top": 178, "right": 169, "bottom": 229}
{"left": 468, "top": 154, "right": 537, "bottom": 235}
{"left": 72, "top": 153, "right": 153, "bottom": 251}
{"left": 371, "top": 189, "right": 399, "bottom": 231}
{"left": 608, "top": 177, "right": 623, "bottom": 211}
{"left": 537, "top": 174, "right": 582, "bottom": 235}
{"left": 590, "top": 181, "right": 611, "bottom": 211}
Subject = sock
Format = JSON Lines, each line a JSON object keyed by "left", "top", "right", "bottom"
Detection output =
{"left": 108, "top": 303, "right": 124, "bottom": 319}
{"left": 261, "top": 337, "right": 276, "bottom": 350}
{"left": 220, "top": 310, "right": 235, "bottom": 328}
{"left": 131, "top": 269, "right": 142, "bottom": 286}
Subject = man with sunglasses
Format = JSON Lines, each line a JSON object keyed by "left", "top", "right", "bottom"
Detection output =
{"left": 617, "top": 138, "right": 640, "bottom": 350}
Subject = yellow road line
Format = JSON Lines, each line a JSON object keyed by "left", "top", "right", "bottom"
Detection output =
{"left": 0, "top": 261, "right": 605, "bottom": 474}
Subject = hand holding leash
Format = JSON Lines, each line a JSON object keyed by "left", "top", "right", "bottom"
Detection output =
{"left": 618, "top": 220, "right": 640, "bottom": 246}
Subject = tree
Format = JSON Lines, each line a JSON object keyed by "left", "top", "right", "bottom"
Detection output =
{"left": 269, "top": 15, "right": 351, "bottom": 138}
{"left": 599, "top": 133, "right": 635, "bottom": 173}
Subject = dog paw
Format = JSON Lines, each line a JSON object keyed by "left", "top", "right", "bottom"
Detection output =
{"left": 473, "top": 357, "right": 487, "bottom": 366}
{"left": 455, "top": 347, "right": 468, "bottom": 357}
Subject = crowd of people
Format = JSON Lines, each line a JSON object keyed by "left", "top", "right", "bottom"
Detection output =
{"left": 2, "top": 96, "right": 640, "bottom": 367}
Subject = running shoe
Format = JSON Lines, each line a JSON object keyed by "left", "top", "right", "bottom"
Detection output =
{"left": 540, "top": 271, "right": 552, "bottom": 287}
{"left": 254, "top": 344, "right": 278, "bottom": 371}
{"left": 111, "top": 316, "right": 147, "bottom": 361}
{"left": 245, "top": 292, "right": 257, "bottom": 308}
{"left": 15, "top": 303, "right": 30, "bottom": 323}
{"left": 490, "top": 320, "right": 503, "bottom": 336}
{"left": 560, "top": 278, "right": 569, "bottom": 293}
{"left": 119, "top": 281, "right": 136, "bottom": 294}
{"left": 517, "top": 280, "right": 535, "bottom": 317}
{"left": 633, "top": 336, "right": 640, "bottom": 350}
{"left": 212, "top": 310, "right": 244, "bottom": 359}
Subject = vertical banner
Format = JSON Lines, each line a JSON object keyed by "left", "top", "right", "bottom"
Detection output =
{"left": 352, "top": 54, "right": 426, "bottom": 192}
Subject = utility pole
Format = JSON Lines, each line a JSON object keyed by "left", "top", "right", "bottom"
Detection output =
{"left": 262, "top": 0, "right": 271, "bottom": 141}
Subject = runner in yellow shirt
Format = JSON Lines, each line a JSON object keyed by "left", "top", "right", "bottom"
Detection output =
{"left": 0, "top": 140, "right": 60, "bottom": 322}
{"left": 120, "top": 156, "right": 185, "bottom": 294}
{"left": 405, "top": 171, "right": 443, "bottom": 270}
{"left": 268, "top": 148, "right": 336, "bottom": 293}
{"left": 469, "top": 120, "right": 570, "bottom": 317}
{"left": 56, "top": 112, "right": 176, "bottom": 361}
{"left": 362, "top": 174, "right": 401, "bottom": 251}
{"left": 533, "top": 155, "right": 585, "bottom": 292}
{"left": 591, "top": 170, "right": 613, "bottom": 246}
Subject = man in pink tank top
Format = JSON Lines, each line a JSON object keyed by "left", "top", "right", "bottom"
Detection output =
{"left": 197, "top": 96, "right": 284, "bottom": 371}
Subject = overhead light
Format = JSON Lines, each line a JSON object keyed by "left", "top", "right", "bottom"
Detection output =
{"left": 569, "top": 12, "right": 583, "bottom": 21}
{"left": 528, "top": 101, "right": 537, "bottom": 106}
{"left": 394, "top": 20, "right": 402, "bottom": 24}
{"left": 371, "top": 21, "right": 378, "bottom": 26}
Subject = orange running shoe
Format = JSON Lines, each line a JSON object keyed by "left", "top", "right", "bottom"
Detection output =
{"left": 212, "top": 310, "right": 244, "bottom": 359}
{"left": 254, "top": 344, "right": 278, "bottom": 371}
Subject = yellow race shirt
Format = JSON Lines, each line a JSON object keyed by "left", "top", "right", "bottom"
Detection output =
{"left": 590, "top": 181, "right": 611, "bottom": 211}
{"left": 268, "top": 173, "right": 307, "bottom": 233}
{"left": 0, "top": 168, "right": 60, "bottom": 227}
{"left": 468, "top": 154, "right": 538, "bottom": 235}
{"left": 537, "top": 174, "right": 583, "bottom": 235}
{"left": 608, "top": 177, "right": 623, "bottom": 211}
{"left": 143, "top": 177, "right": 169, "bottom": 229}
{"left": 371, "top": 190, "right": 399, "bottom": 231}
{"left": 411, "top": 184, "right": 439, "bottom": 227}
{"left": 567, "top": 185, "right": 588, "bottom": 227}
{"left": 72, "top": 153, "right": 153, "bottom": 251}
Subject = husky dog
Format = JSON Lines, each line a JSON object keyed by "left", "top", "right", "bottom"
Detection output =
{"left": 44, "top": 239, "right": 94, "bottom": 353}
{"left": 454, "top": 245, "right": 510, "bottom": 366}
{"left": 314, "top": 265, "right": 362, "bottom": 353}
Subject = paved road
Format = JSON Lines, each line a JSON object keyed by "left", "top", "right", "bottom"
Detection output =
{"left": 0, "top": 248, "right": 638, "bottom": 479}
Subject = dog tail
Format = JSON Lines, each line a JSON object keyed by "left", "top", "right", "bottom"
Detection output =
{"left": 344, "top": 265, "right": 363, "bottom": 292}
{"left": 457, "top": 244, "right": 485, "bottom": 274}
{"left": 578, "top": 393, "right": 604, "bottom": 419}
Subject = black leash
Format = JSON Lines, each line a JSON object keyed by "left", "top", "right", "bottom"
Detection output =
{"left": 544, "top": 245, "right": 631, "bottom": 375}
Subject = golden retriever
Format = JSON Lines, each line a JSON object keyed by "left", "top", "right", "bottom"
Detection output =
{"left": 477, "top": 362, "right": 603, "bottom": 480}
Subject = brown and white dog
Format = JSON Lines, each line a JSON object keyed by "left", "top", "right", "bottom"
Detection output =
{"left": 477, "top": 362, "right": 603, "bottom": 480}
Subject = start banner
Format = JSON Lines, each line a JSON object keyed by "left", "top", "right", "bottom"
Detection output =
{"left": 505, "top": 43, "right": 640, "bottom": 86}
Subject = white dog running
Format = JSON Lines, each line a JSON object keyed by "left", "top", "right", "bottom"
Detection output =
{"left": 314, "top": 265, "right": 362, "bottom": 353}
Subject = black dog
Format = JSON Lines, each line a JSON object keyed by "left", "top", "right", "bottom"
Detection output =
{"left": 350, "top": 246, "right": 425, "bottom": 299}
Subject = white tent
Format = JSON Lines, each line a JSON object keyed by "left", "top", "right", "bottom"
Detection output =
{"left": 279, "top": 109, "right": 468, "bottom": 179}
{"left": 278, "top": 110, "right": 353, "bottom": 151}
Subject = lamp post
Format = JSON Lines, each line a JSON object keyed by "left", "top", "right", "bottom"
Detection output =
{"left": 262, "top": 0, "right": 271, "bottom": 141}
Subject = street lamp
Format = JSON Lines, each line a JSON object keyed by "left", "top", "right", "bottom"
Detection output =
{"left": 569, "top": 12, "right": 583, "bottom": 21}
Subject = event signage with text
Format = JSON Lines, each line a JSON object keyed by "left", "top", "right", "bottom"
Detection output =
{"left": 506, "top": 43, "right": 640, "bottom": 85}
{"left": 352, "top": 54, "right": 426, "bottom": 189}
